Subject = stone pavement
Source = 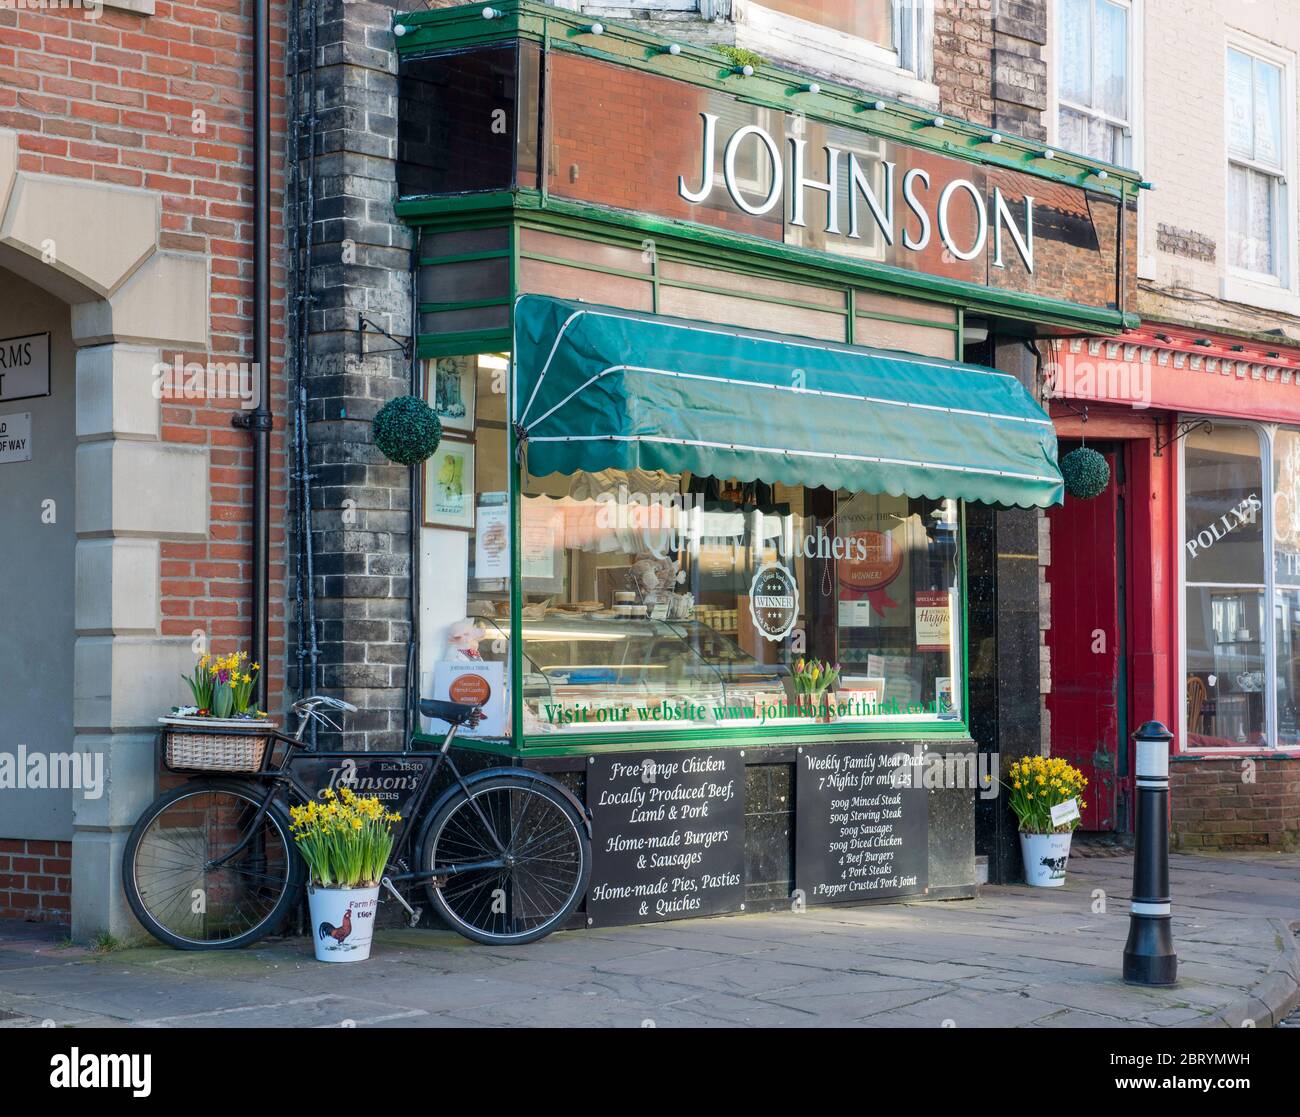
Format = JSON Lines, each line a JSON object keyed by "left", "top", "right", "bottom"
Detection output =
{"left": 0, "top": 852, "right": 1295, "bottom": 1028}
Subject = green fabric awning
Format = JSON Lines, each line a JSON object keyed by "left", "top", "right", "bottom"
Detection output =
{"left": 512, "top": 295, "right": 1063, "bottom": 508}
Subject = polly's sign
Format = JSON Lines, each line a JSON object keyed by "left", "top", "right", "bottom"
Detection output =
{"left": 678, "top": 113, "right": 1035, "bottom": 272}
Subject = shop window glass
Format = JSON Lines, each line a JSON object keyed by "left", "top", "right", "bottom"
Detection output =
{"left": 398, "top": 42, "right": 542, "bottom": 197}
{"left": 507, "top": 470, "right": 962, "bottom": 734}
{"left": 1273, "top": 429, "right": 1300, "bottom": 744}
{"left": 419, "top": 353, "right": 513, "bottom": 736}
{"left": 1183, "top": 425, "right": 1266, "bottom": 747}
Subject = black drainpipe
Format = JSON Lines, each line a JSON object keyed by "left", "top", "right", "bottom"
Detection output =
{"left": 233, "top": 0, "right": 273, "bottom": 709}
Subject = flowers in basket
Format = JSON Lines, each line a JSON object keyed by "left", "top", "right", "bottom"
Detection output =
{"left": 178, "top": 651, "right": 263, "bottom": 719}
{"left": 1005, "top": 755, "right": 1089, "bottom": 834}
{"left": 289, "top": 788, "right": 401, "bottom": 890}
{"left": 792, "top": 658, "right": 840, "bottom": 717}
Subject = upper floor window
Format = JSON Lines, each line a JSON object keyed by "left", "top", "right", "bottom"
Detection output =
{"left": 750, "top": 1, "right": 892, "bottom": 46}
{"left": 1056, "top": 0, "right": 1132, "bottom": 165}
{"left": 1226, "top": 46, "right": 1288, "bottom": 281}
{"left": 754, "top": 1, "right": 932, "bottom": 78}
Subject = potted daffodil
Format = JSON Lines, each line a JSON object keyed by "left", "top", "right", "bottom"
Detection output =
{"left": 290, "top": 788, "right": 401, "bottom": 963}
{"left": 1005, "top": 755, "right": 1089, "bottom": 887}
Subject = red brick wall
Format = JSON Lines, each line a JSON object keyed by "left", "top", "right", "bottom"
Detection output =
{"left": 0, "top": 1, "right": 290, "bottom": 920}
{"left": 0, "top": 1, "right": 289, "bottom": 700}
{"left": 0, "top": 839, "right": 72, "bottom": 922}
{"left": 1171, "top": 758, "right": 1300, "bottom": 850}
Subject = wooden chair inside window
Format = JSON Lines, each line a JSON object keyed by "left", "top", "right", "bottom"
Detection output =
{"left": 1186, "top": 675, "right": 1208, "bottom": 735}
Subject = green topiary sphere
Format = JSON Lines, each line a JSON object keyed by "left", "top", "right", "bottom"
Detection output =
{"left": 1061, "top": 446, "right": 1110, "bottom": 500}
{"left": 373, "top": 395, "right": 442, "bottom": 465}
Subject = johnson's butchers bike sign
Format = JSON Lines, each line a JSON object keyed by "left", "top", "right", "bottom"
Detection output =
{"left": 587, "top": 750, "right": 745, "bottom": 925}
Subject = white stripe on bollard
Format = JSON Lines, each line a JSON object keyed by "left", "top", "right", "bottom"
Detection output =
{"left": 1136, "top": 737, "right": 1169, "bottom": 779}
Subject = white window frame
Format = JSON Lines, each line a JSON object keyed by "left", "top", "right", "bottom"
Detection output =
{"left": 737, "top": 2, "right": 939, "bottom": 109}
{"left": 1222, "top": 33, "right": 1297, "bottom": 300}
{"left": 1051, "top": 0, "right": 1137, "bottom": 167}
{"left": 893, "top": 0, "right": 934, "bottom": 83}
{"left": 1049, "top": 1, "right": 1148, "bottom": 275}
{"left": 1178, "top": 419, "right": 1300, "bottom": 755}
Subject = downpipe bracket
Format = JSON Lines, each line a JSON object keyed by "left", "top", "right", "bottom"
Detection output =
{"left": 232, "top": 412, "right": 274, "bottom": 432}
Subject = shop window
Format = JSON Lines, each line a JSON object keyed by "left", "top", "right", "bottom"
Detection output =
{"left": 1055, "top": 0, "right": 1132, "bottom": 165}
{"left": 398, "top": 42, "right": 542, "bottom": 198}
{"left": 1226, "top": 46, "right": 1288, "bottom": 281}
{"left": 1273, "top": 430, "right": 1300, "bottom": 745}
{"left": 419, "top": 352, "right": 513, "bottom": 736}
{"left": 508, "top": 470, "right": 962, "bottom": 735}
{"left": 1182, "top": 424, "right": 1270, "bottom": 748}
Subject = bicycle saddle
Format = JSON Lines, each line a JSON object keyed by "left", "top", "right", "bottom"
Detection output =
{"left": 418, "top": 698, "right": 483, "bottom": 726}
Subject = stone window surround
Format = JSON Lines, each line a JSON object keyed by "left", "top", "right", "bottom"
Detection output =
{"left": 0, "top": 127, "right": 209, "bottom": 940}
{"left": 101, "top": 0, "right": 155, "bottom": 14}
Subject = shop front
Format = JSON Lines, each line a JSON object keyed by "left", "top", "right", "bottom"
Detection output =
{"left": 393, "top": 0, "right": 1140, "bottom": 921}
{"left": 1048, "top": 327, "right": 1300, "bottom": 849}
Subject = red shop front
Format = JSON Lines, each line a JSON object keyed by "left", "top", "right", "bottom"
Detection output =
{"left": 1046, "top": 327, "right": 1300, "bottom": 849}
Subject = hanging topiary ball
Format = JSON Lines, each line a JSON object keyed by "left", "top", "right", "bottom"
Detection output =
{"left": 372, "top": 395, "right": 442, "bottom": 465}
{"left": 1061, "top": 446, "right": 1110, "bottom": 500}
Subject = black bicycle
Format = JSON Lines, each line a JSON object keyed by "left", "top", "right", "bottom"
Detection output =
{"left": 123, "top": 696, "right": 592, "bottom": 949}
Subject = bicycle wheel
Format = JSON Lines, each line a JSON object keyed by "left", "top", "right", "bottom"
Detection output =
{"left": 419, "top": 774, "right": 590, "bottom": 945}
{"left": 123, "top": 779, "right": 304, "bottom": 950}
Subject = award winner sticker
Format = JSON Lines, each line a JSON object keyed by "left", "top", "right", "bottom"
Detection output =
{"left": 749, "top": 562, "right": 799, "bottom": 642}
{"left": 448, "top": 672, "right": 492, "bottom": 706}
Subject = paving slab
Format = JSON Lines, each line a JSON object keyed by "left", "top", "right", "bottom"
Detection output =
{"left": 0, "top": 852, "right": 1295, "bottom": 1028}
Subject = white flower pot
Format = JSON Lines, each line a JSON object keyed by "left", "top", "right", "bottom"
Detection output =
{"left": 1019, "top": 831, "right": 1073, "bottom": 887}
{"left": 307, "top": 884, "right": 380, "bottom": 962}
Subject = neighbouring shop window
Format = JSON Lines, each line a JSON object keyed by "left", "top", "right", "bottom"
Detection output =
{"left": 1226, "top": 46, "right": 1288, "bottom": 280}
{"left": 508, "top": 470, "right": 962, "bottom": 734}
{"left": 1185, "top": 423, "right": 1263, "bottom": 749}
{"left": 1056, "top": 0, "right": 1132, "bottom": 165}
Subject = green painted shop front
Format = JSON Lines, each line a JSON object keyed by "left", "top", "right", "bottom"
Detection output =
{"left": 393, "top": 0, "right": 1140, "bottom": 923}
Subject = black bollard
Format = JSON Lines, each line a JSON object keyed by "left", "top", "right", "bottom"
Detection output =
{"left": 1123, "top": 720, "right": 1177, "bottom": 985}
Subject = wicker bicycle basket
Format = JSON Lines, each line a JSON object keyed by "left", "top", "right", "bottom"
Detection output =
{"left": 160, "top": 718, "right": 274, "bottom": 772}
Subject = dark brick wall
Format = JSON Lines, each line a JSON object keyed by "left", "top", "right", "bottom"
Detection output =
{"left": 1171, "top": 758, "right": 1300, "bottom": 851}
{"left": 991, "top": 0, "right": 1048, "bottom": 142}
{"left": 294, "top": 0, "right": 416, "bottom": 749}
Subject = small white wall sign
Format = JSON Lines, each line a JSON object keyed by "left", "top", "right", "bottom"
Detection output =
{"left": 0, "top": 412, "right": 32, "bottom": 464}
{"left": 0, "top": 333, "right": 50, "bottom": 404}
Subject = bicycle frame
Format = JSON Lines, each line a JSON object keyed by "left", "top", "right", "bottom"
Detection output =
{"left": 198, "top": 722, "right": 511, "bottom": 886}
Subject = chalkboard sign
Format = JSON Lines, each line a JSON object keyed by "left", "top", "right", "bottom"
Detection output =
{"left": 795, "top": 744, "right": 927, "bottom": 904}
{"left": 587, "top": 750, "right": 745, "bottom": 926}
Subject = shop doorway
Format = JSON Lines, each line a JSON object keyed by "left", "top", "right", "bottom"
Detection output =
{"left": 1045, "top": 441, "right": 1129, "bottom": 832}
